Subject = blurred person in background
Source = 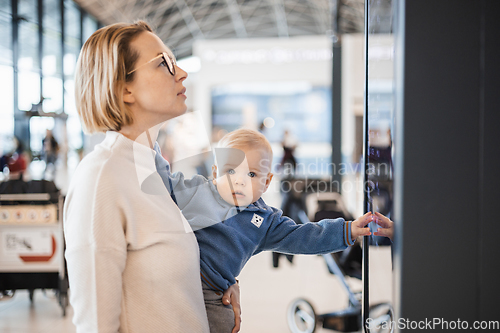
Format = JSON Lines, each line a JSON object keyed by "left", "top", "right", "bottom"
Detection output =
{"left": 42, "top": 129, "right": 58, "bottom": 179}
{"left": 0, "top": 147, "right": 28, "bottom": 194}
{"left": 280, "top": 129, "right": 298, "bottom": 177}
{"left": 1, "top": 136, "right": 29, "bottom": 181}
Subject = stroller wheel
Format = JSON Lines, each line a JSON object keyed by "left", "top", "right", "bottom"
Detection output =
{"left": 367, "top": 303, "right": 394, "bottom": 333}
{"left": 287, "top": 298, "right": 317, "bottom": 333}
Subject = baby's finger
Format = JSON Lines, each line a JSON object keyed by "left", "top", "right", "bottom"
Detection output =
{"left": 374, "top": 211, "right": 390, "bottom": 222}
{"left": 374, "top": 228, "right": 392, "bottom": 240}
{"left": 358, "top": 211, "right": 372, "bottom": 220}
{"left": 374, "top": 212, "right": 392, "bottom": 227}
{"left": 356, "top": 212, "right": 374, "bottom": 227}
{"left": 375, "top": 219, "right": 390, "bottom": 228}
{"left": 359, "top": 227, "right": 372, "bottom": 236}
{"left": 362, "top": 211, "right": 373, "bottom": 219}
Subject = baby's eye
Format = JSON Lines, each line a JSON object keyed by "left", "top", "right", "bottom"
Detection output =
{"left": 248, "top": 172, "right": 256, "bottom": 178}
{"left": 227, "top": 169, "right": 235, "bottom": 175}
{"left": 159, "top": 59, "right": 168, "bottom": 67}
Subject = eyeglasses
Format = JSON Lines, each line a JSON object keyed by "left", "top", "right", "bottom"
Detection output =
{"left": 127, "top": 51, "right": 176, "bottom": 76}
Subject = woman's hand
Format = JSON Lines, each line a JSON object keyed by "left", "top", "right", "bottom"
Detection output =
{"left": 222, "top": 281, "right": 241, "bottom": 333}
{"left": 351, "top": 212, "right": 373, "bottom": 241}
{"left": 373, "top": 211, "right": 394, "bottom": 240}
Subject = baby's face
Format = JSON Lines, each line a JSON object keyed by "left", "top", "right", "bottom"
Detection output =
{"left": 213, "top": 146, "right": 273, "bottom": 207}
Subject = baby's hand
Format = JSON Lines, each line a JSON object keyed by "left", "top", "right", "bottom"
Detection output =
{"left": 351, "top": 212, "right": 373, "bottom": 241}
{"left": 373, "top": 212, "right": 394, "bottom": 240}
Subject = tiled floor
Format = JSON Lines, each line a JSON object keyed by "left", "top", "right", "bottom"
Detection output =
{"left": 0, "top": 289, "right": 76, "bottom": 333}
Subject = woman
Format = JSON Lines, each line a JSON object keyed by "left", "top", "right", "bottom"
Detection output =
{"left": 64, "top": 21, "right": 240, "bottom": 332}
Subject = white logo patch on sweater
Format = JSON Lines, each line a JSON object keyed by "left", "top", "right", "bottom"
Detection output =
{"left": 250, "top": 214, "right": 264, "bottom": 228}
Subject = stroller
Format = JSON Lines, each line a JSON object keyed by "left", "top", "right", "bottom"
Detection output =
{"left": 286, "top": 192, "right": 393, "bottom": 333}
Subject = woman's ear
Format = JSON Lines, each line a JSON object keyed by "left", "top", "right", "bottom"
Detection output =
{"left": 123, "top": 84, "right": 135, "bottom": 104}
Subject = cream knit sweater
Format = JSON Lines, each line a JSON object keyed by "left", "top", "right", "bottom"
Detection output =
{"left": 64, "top": 131, "right": 209, "bottom": 333}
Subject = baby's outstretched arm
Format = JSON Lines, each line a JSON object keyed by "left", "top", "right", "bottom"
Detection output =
{"left": 373, "top": 211, "right": 394, "bottom": 240}
{"left": 350, "top": 212, "right": 373, "bottom": 241}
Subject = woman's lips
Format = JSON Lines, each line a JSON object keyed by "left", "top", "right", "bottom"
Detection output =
{"left": 178, "top": 87, "right": 187, "bottom": 97}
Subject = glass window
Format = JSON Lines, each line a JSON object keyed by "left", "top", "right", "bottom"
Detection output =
{"left": 0, "top": 0, "right": 94, "bottom": 168}
{"left": 18, "top": 0, "right": 40, "bottom": 112}
{"left": 63, "top": 1, "right": 80, "bottom": 114}
{"left": 83, "top": 13, "right": 98, "bottom": 42}
{"left": 42, "top": 0, "right": 63, "bottom": 113}
{"left": 18, "top": 0, "right": 37, "bottom": 23}
{"left": 18, "top": 0, "right": 39, "bottom": 69}
{"left": 0, "top": 0, "right": 12, "bottom": 138}
{"left": 0, "top": 0, "right": 11, "bottom": 14}
{"left": 64, "top": 0, "right": 80, "bottom": 77}
{"left": 1, "top": 1, "right": 14, "bottom": 156}
{"left": 43, "top": 31, "right": 62, "bottom": 76}
{"left": 0, "top": 1, "right": 12, "bottom": 66}
{"left": 43, "top": 0, "right": 61, "bottom": 32}
{"left": 42, "top": 76, "right": 63, "bottom": 112}
{"left": 18, "top": 70, "right": 41, "bottom": 111}
{"left": 18, "top": 23, "right": 39, "bottom": 71}
{"left": 64, "top": 0, "right": 83, "bottom": 154}
{"left": 0, "top": 66, "right": 14, "bottom": 152}
{"left": 64, "top": 0, "right": 80, "bottom": 38}
{"left": 18, "top": 6, "right": 40, "bottom": 71}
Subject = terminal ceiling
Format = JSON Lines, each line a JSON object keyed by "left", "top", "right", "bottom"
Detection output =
{"left": 72, "top": 0, "right": 392, "bottom": 59}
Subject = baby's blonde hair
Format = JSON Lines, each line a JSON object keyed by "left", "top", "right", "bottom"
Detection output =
{"left": 74, "top": 21, "right": 152, "bottom": 133}
{"left": 218, "top": 128, "right": 273, "bottom": 161}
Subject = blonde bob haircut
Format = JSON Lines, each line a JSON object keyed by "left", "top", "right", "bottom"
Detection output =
{"left": 75, "top": 21, "right": 152, "bottom": 133}
{"left": 218, "top": 128, "right": 273, "bottom": 161}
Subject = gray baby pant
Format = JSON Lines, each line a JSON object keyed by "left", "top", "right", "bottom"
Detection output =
{"left": 202, "top": 281, "right": 235, "bottom": 333}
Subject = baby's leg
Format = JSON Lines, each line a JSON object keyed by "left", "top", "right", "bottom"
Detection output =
{"left": 202, "top": 281, "right": 235, "bottom": 333}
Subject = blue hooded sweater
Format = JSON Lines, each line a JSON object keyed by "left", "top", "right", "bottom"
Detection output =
{"left": 154, "top": 147, "right": 353, "bottom": 291}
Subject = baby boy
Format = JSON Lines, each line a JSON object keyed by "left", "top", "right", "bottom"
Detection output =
{"left": 155, "top": 128, "right": 387, "bottom": 333}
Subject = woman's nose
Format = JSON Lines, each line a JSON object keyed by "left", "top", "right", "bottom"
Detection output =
{"left": 175, "top": 65, "right": 188, "bottom": 82}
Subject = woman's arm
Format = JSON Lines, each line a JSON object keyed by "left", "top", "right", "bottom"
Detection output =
{"left": 64, "top": 175, "right": 127, "bottom": 332}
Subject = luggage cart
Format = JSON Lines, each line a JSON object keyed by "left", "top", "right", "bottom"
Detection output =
{"left": 0, "top": 191, "right": 68, "bottom": 316}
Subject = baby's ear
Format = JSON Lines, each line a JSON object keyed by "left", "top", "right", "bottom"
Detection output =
{"left": 263, "top": 173, "right": 274, "bottom": 192}
{"left": 212, "top": 165, "right": 218, "bottom": 179}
